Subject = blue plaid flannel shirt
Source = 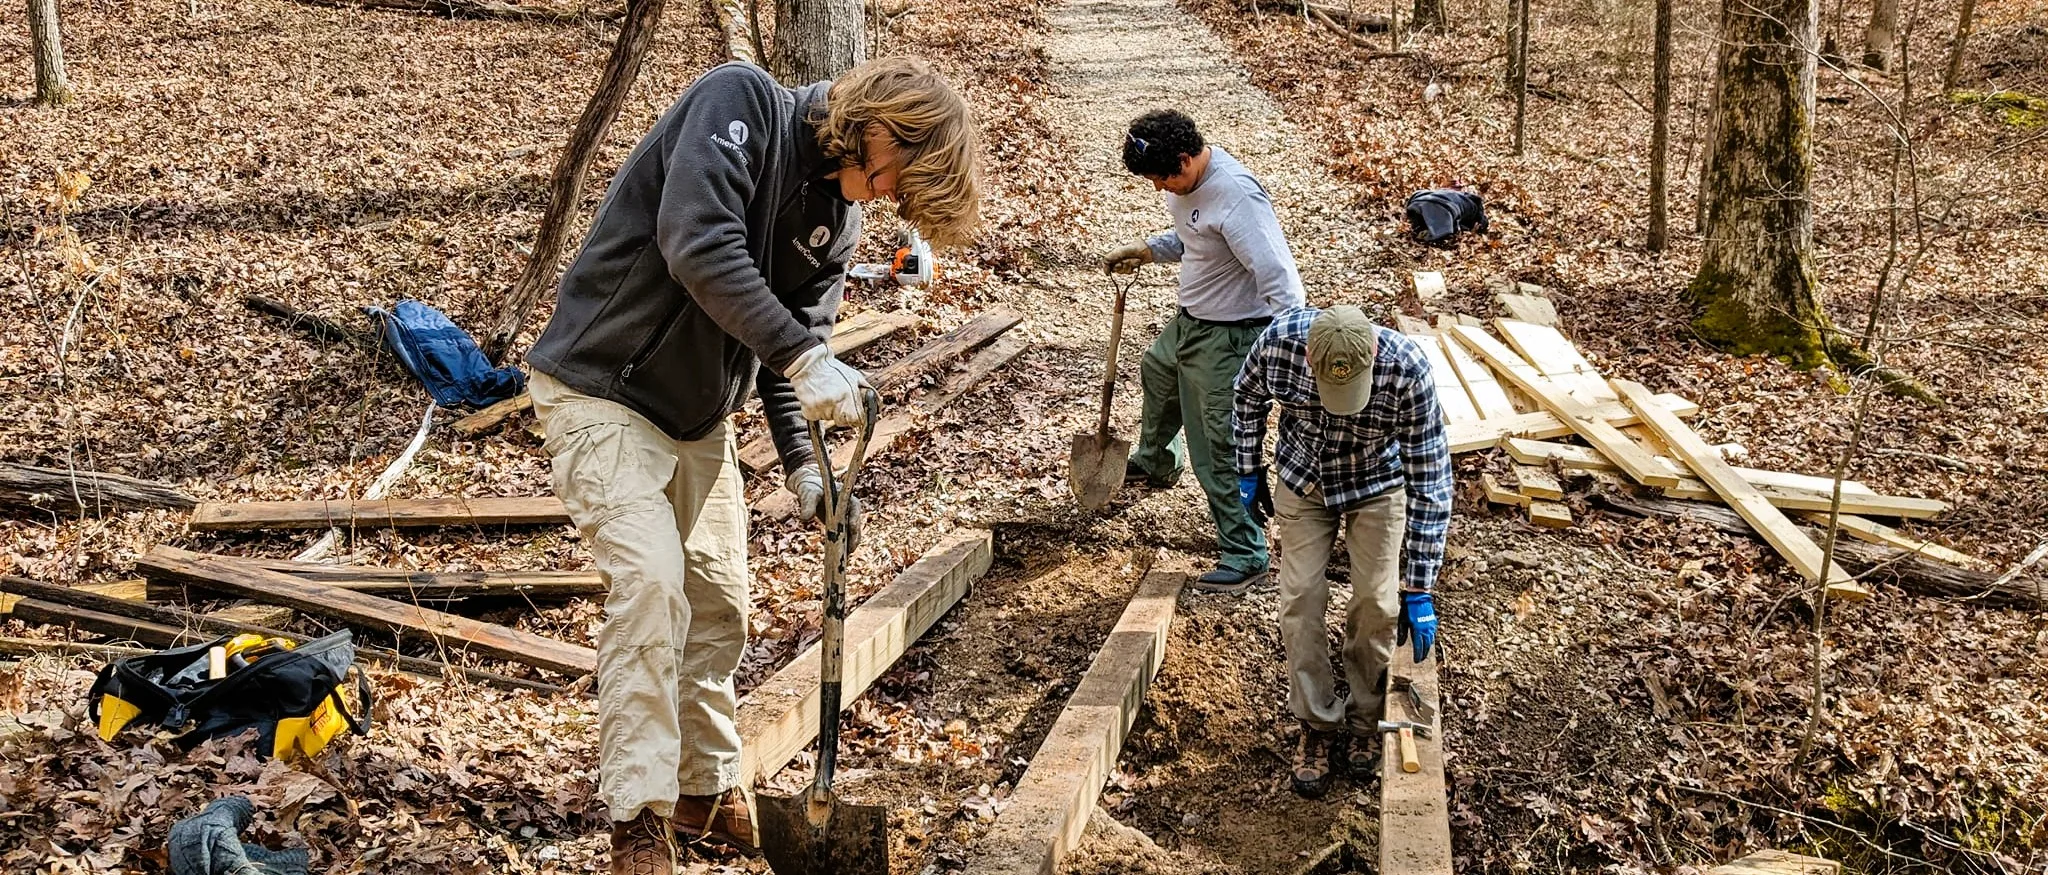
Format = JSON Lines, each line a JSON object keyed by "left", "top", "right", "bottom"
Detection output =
{"left": 1233, "top": 308, "right": 1454, "bottom": 591}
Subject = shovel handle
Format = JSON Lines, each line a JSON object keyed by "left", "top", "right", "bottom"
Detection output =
{"left": 1095, "top": 275, "right": 1132, "bottom": 440}
{"left": 806, "top": 388, "right": 880, "bottom": 797}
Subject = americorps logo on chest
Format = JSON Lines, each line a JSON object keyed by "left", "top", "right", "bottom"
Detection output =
{"left": 1190, "top": 208, "right": 1200, "bottom": 224}
{"left": 727, "top": 120, "right": 749, "bottom": 145}
{"left": 809, "top": 226, "right": 832, "bottom": 248}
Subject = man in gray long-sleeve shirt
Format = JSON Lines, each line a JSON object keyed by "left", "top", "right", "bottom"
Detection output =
{"left": 525, "top": 58, "right": 981, "bottom": 872}
{"left": 1104, "top": 109, "right": 1306, "bottom": 593}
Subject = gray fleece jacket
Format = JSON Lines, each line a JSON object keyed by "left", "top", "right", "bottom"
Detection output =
{"left": 528, "top": 62, "right": 861, "bottom": 471}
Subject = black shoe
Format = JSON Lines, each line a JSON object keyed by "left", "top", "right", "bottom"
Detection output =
{"left": 1123, "top": 459, "right": 1178, "bottom": 489}
{"left": 1192, "top": 565, "right": 1269, "bottom": 594}
{"left": 1291, "top": 727, "right": 1342, "bottom": 798}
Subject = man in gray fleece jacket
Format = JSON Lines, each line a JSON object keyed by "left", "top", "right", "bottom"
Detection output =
{"left": 524, "top": 58, "right": 980, "bottom": 872}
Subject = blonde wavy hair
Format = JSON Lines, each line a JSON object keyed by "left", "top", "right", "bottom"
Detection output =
{"left": 818, "top": 57, "right": 983, "bottom": 249}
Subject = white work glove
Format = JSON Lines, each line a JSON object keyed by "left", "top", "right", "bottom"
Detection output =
{"left": 787, "top": 463, "right": 863, "bottom": 555}
{"left": 1102, "top": 241, "right": 1154, "bottom": 275}
{"left": 786, "top": 343, "right": 870, "bottom": 426}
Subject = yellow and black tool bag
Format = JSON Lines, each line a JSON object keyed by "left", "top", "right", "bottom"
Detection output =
{"left": 87, "top": 630, "right": 371, "bottom": 760}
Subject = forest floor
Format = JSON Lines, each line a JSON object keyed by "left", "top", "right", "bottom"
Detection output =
{"left": 1, "top": 0, "right": 2045, "bottom": 870}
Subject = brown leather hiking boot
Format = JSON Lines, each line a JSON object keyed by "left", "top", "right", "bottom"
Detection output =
{"left": 1291, "top": 726, "right": 1342, "bottom": 799}
{"left": 672, "top": 787, "right": 759, "bottom": 855}
{"left": 609, "top": 809, "right": 676, "bottom": 875}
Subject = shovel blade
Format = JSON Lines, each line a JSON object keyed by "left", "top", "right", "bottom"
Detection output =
{"left": 1068, "top": 431, "right": 1131, "bottom": 510}
{"left": 757, "top": 786, "right": 890, "bottom": 875}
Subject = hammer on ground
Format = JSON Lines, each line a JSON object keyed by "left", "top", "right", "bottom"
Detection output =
{"left": 1378, "top": 719, "right": 1433, "bottom": 774}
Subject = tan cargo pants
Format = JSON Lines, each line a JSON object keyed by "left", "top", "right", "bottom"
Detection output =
{"left": 1274, "top": 482, "right": 1406, "bottom": 733}
{"left": 530, "top": 371, "right": 750, "bottom": 823}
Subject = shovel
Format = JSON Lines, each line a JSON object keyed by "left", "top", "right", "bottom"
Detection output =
{"left": 1069, "top": 274, "right": 1135, "bottom": 509}
{"left": 759, "top": 387, "right": 889, "bottom": 875}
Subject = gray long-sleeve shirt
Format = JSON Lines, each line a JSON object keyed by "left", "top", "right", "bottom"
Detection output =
{"left": 1144, "top": 146, "right": 1305, "bottom": 321}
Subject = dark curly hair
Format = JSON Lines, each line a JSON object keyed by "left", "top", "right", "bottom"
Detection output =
{"left": 1122, "top": 109, "right": 1204, "bottom": 178}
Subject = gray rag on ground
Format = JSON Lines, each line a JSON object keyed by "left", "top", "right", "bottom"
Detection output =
{"left": 168, "top": 796, "right": 310, "bottom": 875}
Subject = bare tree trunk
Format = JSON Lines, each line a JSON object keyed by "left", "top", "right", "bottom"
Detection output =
{"left": 1687, "top": 0, "right": 1831, "bottom": 368}
{"left": 1512, "top": 0, "right": 1530, "bottom": 155}
{"left": 1648, "top": 0, "right": 1672, "bottom": 251}
{"left": 1941, "top": 0, "right": 1975, "bottom": 92}
{"left": 1411, "top": 0, "right": 1443, "bottom": 32}
{"left": 1694, "top": 58, "right": 1720, "bottom": 233}
{"left": 774, "top": 0, "right": 865, "bottom": 82}
{"left": 28, "top": 0, "right": 74, "bottom": 106}
{"left": 486, "top": 0, "right": 669, "bottom": 363}
{"left": 1862, "top": 0, "right": 1897, "bottom": 69}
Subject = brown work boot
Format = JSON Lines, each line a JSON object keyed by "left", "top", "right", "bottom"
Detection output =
{"left": 609, "top": 809, "right": 676, "bottom": 875}
{"left": 672, "top": 787, "right": 760, "bottom": 855}
{"left": 1291, "top": 725, "right": 1342, "bottom": 799}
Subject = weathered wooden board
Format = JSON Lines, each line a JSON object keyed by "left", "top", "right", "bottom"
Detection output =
{"left": 190, "top": 497, "right": 570, "bottom": 532}
{"left": 1380, "top": 653, "right": 1452, "bottom": 874}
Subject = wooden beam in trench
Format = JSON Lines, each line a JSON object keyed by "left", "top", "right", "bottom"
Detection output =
{"left": 736, "top": 528, "right": 992, "bottom": 784}
{"left": 965, "top": 566, "right": 1187, "bottom": 875}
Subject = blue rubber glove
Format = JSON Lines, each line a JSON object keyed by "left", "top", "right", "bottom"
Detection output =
{"left": 1395, "top": 591, "right": 1437, "bottom": 663}
{"left": 1237, "top": 472, "right": 1275, "bottom": 524}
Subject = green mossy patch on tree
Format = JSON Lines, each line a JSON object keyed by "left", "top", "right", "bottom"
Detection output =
{"left": 1685, "top": 265, "right": 1831, "bottom": 371}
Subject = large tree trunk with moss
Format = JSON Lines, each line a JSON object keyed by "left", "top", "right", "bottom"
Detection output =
{"left": 1686, "top": 0, "right": 1830, "bottom": 369}
{"left": 774, "top": 0, "right": 864, "bottom": 82}
{"left": 1862, "top": 0, "right": 1897, "bottom": 69}
{"left": 29, "top": 0, "right": 74, "bottom": 106}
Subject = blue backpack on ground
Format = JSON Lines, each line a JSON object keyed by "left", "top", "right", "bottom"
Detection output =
{"left": 364, "top": 300, "right": 526, "bottom": 409}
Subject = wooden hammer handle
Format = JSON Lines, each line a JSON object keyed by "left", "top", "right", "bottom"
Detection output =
{"left": 1398, "top": 727, "right": 1420, "bottom": 773}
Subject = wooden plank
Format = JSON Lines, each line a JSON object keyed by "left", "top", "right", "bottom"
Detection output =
{"left": 1379, "top": 654, "right": 1451, "bottom": 874}
{"left": 736, "top": 529, "right": 991, "bottom": 784}
{"left": 451, "top": 392, "right": 534, "bottom": 436}
{"left": 1436, "top": 334, "right": 1517, "bottom": 420}
{"left": 136, "top": 547, "right": 597, "bottom": 674}
{"left": 968, "top": 567, "right": 1186, "bottom": 875}
{"left": 1411, "top": 335, "right": 1481, "bottom": 425}
{"left": 1411, "top": 270, "right": 1446, "bottom": 304}
{"left": 1528, "top": 500, "right": 1573, "bottom": 528}
{"left": 1493, "top": 319, "right": 1612, "bottom": 404}
{"left": 1661, "top": 481, "right": 1948, "bottom": 519}
{"left": 1512, "top": 464, "right": 1563, "bottom": 500}
{"left": 1448, "top": 393, "right": 1700, "bottom": 453}
{"left": 1496, "top": 292, "right": 1557, "bottom": 326}
{"left": 1450, "top": 326, "right": 1678, "bottom": 487}
{"left": 1613, "top": 379, "right": 1866, "bottom": 600}
{"left": 1798, "top": 513, "right": 1986, "bottom": 569}
{"left": 738, "top": 309, "right": 1023, "bottom": 475}
{"left": 1502, "top": 439, "right": 1876, "bottom": 495}
{"left": 77, "top": 579, "right": 147, "bottom": 601}
{"left": 189, "top": 496, "right": 570, "bottom": 532}
{"left": 242, "top": 561, "right": 607, "bottom": 600}
{"left": 0, "top": 636, "right": 149, "bottom": 660}
{"left": 207, "top": 604, "right": 295, "bottom": 628}
{"left": 1481, "top": 473, "right": 1531, "bottom": 508}
{"left": 2, "top": 597, "right": 194, "bottom": 647}
{"left": 1707, "top": 849, "right": 1840, "bottom": 875}
{"left": 752, "top": 336, "right": 1031, "bottom": 521}
{"left": 1, "top": 462, "right": 197, "bottom": 514}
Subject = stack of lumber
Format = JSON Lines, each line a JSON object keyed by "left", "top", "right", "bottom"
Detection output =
{"left": 1, "top": 310, "right": 1031, "bottom": 688}
{"left": 1405, "top": 275, "right": 1998, "bottom": 604}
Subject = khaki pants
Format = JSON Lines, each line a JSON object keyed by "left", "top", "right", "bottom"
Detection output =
{"left": 530, "top": 371, "right": 751, "bottom": 823}
{"left": 1274, "top": 482, "right": 1405, "bottom": 733}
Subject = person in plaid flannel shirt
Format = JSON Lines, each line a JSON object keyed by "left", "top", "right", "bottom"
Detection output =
{"left": 1232, "top": 304, "right": 1451, "bottom": 798}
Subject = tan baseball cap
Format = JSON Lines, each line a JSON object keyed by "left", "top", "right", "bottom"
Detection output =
{"left": 1308, "top": 306, "right": 1378, "bottom": 415}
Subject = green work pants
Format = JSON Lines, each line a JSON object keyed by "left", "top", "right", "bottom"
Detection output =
{"left": 1128, "top": 311, "right": 1270, "bottom": 573}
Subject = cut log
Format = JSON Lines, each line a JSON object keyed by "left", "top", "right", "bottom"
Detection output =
{"left": 451, "top": 393, "right": 535, "bottom": 436}
{"left": 736, "top": 529, "right": 991, "bottom": 783}
{"left": 1449, "top": 326, "right": 1677, "bottom": 487}
{"left": 966, "top": 566, "right": 1186, "bottom": 875}
{"left": 753, "top": 335, "right": 1031, "bottom": 520}
{"left": 1612, "top": 379, "right": 1862, "bottom": 600}
{"left": 1379, "top": 653, "right": 1452, "bottom": 874}
{"left": 737, "top": 309, "right": 1023, "bottom": 474}
{"left": 189, "top": 496, "right": 570, "bottom": 532}
{"left": 2, "top": 462, "right": 197, "bottom": 514}
{"left": 135, "top": 548, "right": 596, "bottom": 675}
{"left": 1528, "top": 500, "right": 1573, "bottom": 528}
{"left": 1591, "top": 491, "right": 2043, "bottom": 608}
{"left": 1447, "top": 393, "right": 1699, "bottom": 454}
{"left": 1797, "top": 513, "right": 1986, "bottom": 570}
{"left": 0, "top": 574, "right": 566, "bottom": 693}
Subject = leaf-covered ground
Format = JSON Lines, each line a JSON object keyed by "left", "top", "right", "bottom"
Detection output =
{"left": 2, "top": 0, "right": 2045, "bottom": 871}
